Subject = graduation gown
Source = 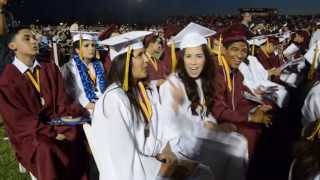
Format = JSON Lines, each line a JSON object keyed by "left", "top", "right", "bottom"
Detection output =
{"left": 89, "top": 83, "right": 165, "bottom": 180}
{"left": 147, "top": 45, "right": 175, "bottom": 81}
{"left": 239, "top": 56, "right": 289, "bottom": 108}
{"left": 90, "top": 83, "right": 214, "bottom": 180}
{"left": 146, "top": 54, "right": 171, "bottom": 81}
{"left": 159, "top": 74, "right": 248, "bottom": 180}
{"left": 60, "top": 58, "right": 105, "bottom": 107}
{"left": 212, "top": 65, "right": 262, "bottom": 155}
{"left": 301, "top": 82, "right": 320, "bottom": 127}
{"left": 255, "top": 48, "right": 283, "bottom": 70}
{"left": 60, "top": 58, "right": 106, "bottom": 166}
{"left": 0, "top": 62, "right": 89, "bottom": 180}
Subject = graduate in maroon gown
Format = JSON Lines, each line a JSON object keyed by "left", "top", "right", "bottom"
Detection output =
{"left": 0, "top": 26, "right": 89, "bottom": 180}
{"left": 255, "top": 36, "right": 283, "bottom": 70}
{"left": 254, "top": 36, "right": 284, "bottom": 82}
{"left": 212, "top": 28, "right": 273, "bottom": 156}
{"left": 144, "top": 34, "right": 171, "bottom": 85}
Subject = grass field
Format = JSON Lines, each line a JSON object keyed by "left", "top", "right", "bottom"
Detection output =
{"left": 0, "top": 127, "right": 31, "bottom": 180}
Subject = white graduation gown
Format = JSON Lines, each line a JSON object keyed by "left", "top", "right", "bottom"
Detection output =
{"left": 159, "top": 74, "right": 248, "bottom": 180}
{"left": 61, "top": 58, "right": 106, "bottom": 166}
{"left": 60, "top": 59, "right": 105, "bottom": 107}
{"left": 239, "top": 56, "right": 289, "bottom": 108}
{"left": 90, "top": 83, "right": 165, "bottom": 180}
{"left": 301, "top": 82, "right": 320, "bottom": 127}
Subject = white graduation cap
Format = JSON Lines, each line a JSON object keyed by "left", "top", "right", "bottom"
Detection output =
{"left": 99, "top": 31, "right": 152, "bottom": 91}
{"left": 247, "top": 38, "right": 267, "bottom": 46}
{"left": 279, "top": 31, "right": 292, "bottom": 43}
{"left": 71, "top": 31, "right": 99, "bottom": 42}
{"left": 169, "top": 22, "right": 216, "bottom": 49}
{"left": 283, "top": 43, "right": 299, "bottom": 57}
{"left": 100, "top": 31, "right": 152, "bottom": 60}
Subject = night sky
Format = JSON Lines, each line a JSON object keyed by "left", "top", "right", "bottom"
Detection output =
{"left": 7, "top": 0, "right": 320, "bottom": 24}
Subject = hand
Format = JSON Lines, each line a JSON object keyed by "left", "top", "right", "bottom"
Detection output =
{"left": 249, "top": 105, "right": 272, "bottom": 126}
{"left": 157, "top": 144, "right": 177, "bottom": 177}
{"left": 56, "top": 133, "right": 66, "bottom": 141}
{"left": 268, "top": 67, "right": 282, "bottom": 77}
{"left": 254, "top": 86, "right": 265, "bottom": 96}
{"left": 169, "top": 80, "right": 184, "bottom": 112}
{"left": 85, "top": 103, "right": 95, "bottom": 110}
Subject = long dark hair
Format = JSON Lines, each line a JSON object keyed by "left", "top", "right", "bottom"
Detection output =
{"left": 176, "top": 44, "right": 215, "bottom": 116}
{"left": 107, "top": 52, "right": 141, "bottom": 122}
{"left": 292, "top": 121, "right": 320, "bottom": 180}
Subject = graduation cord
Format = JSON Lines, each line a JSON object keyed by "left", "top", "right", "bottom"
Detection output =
{"left": 306, "top": 120, "right": 320, "bottom": 141}
{"left": 26, "top": 68, "right": 45, "bottom": 106}
{"left": 137, "top": 82, "right": 153, "bottom": 124}
{"left": 73, "top": 55, "right": 107, "bottom": 102}
{"left": 26, "top": 68, "right": 40, "bottom": 93}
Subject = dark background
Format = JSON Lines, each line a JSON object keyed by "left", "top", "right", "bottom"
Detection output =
{"left": 6, "top": 0, "right": 320, "bottom": 24}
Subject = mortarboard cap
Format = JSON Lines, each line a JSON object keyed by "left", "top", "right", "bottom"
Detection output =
{"left": 247, "top": 38, "right": 267, "bottom": 46}
{"left": 100, "top": 31, "right": 152, "bottom": 91}
{"left": 220, "top": 24, "right": 249, "bottom": 46}
{"left": 71, "top": 31, "right": 99, "bottom": 42}
{"left": 169, "top": 22, "right": 216, "bottom": 49}
{"left": 100, "top": 31, "right": 152, "bottom": 61}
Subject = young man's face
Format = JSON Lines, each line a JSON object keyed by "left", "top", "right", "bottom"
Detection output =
{"left": 223, "top": 41, "right": 248, "bottom": 69}
{"left": 9, "top": 29, "right": 39, "bottom": 57}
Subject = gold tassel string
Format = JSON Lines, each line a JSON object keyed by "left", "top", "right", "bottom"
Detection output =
{"left": 122, "top": 46, "right": 132, "bottom": 91}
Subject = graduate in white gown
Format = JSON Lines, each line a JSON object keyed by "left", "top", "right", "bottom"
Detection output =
{"left": 301, "top": 82, "right": 320, "bottom": 127}
{"left": 159, "top": 23, "right": 248, "bottom": 180}
{"left": 89, "top": 31, "right": 214, "bottom": 180}
{"left": 239, "top": 55, "right": 289, "bottom": 108}
{"left": 60, "top": 33, "right": 108, "bottom": 174}
{"left": 61, "top": 32, "right": 107, "bottom": 111}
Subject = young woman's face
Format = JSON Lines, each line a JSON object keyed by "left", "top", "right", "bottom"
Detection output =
{"left": 131, "top": 48, "right": 148, "bottom": 81}
{"left": 9, "top": 29, "right": 39, "bottom": 57}
{"left": 76, "top": 40, "right": 96, "bottom": 60}
{"left": 223, "top": 41, "right": 248, "bottom": 69}
{"left": 183, "top": 46, "right": 206, "bottom": 78}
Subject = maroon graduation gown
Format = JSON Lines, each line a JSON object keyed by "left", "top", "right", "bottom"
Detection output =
{"left": 146, "top": 45, "right": 176, "bottom": 81}
{"left": 0, "top": 62, "right": 89, "bottom": 180}
{"left": 212, "top": 65, "right": 263, "bottom": 155}
{"left": 255, "top": 48, "right": 284, "bottom": 83}
{"left": 255, "top": 48, "right": 283, "bottom": 70}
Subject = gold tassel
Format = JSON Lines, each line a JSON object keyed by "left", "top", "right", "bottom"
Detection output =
{"left": 306, "top": 120, "right": 320, "bottom": 141}
{"left": 171, "top": 43, "right": 177, "bottom": 72}
{"left": 217, "top": 35, "right": 223, "bottom": 66}
{"left": 308, "top": 43, "right": 320, "bottom": 80}
{"left": 122, "top": 46, "right": 132, "bottom": 91}
{"left": 207, "top": 37, "right": 212, "bottom": 50}
{"left": 221, "top": 56, "right": 232, "bottom": 92}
